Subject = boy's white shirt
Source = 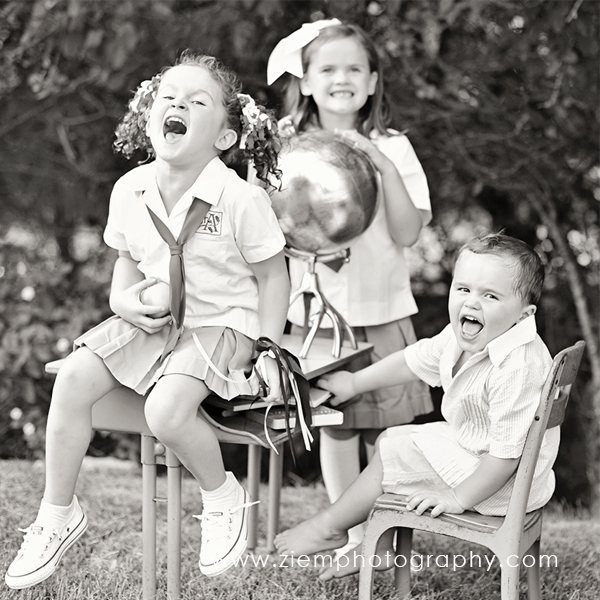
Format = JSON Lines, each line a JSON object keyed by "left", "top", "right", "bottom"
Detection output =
{"left": 104, "top": 157, "right": 285, "bottom": 339}
{"left": 287, "top": 130, "right": 432, "bottom": 328}
{"left": 403, "top": 315, "right": 558, "bottom": 514}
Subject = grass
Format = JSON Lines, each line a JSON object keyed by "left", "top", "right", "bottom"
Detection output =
{"left": 0, "top": 458, "right": 598, "bottom": 600}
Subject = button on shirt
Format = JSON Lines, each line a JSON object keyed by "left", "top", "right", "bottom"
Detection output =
{"left": 103, "top": 157, "right": 286, "bottom": 339}
{"left": 404, "top": 316, "right": 558, "bottom": 514}
{"left": 287, "top": 130, "right": 432, "bottom": 327}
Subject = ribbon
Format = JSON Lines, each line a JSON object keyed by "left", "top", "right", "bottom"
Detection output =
{"left": 266, "top": 18, "right": 342, "bottom": 85}
{"left": 146, "top": 198, "right": 211, "bottom": 361}
{"left": 254, "top": 337, "right": 313, "bottom": 465}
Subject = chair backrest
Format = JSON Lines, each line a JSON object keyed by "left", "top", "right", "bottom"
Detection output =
{"left": 504, "top": 340, "right": 586, "bottom": 526}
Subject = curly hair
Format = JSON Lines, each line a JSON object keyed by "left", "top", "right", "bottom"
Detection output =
{"left": 113, "top": 51, "right": 281, "bottom": 188}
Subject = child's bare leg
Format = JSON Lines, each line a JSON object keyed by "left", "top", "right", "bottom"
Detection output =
{"left": 144, "top": 374, "right": 225, "bottom": 489}
{"left": 45, "top": 347, "right": 122, "bottom": 506}
{"left": 275, "top": 451, "right": 385, "bottom": 557}
{"left": 319, "top": 428, "right": 365, "bottom": 553}
{"left": 145, "top": 374, "right": 253, "bottom": 576}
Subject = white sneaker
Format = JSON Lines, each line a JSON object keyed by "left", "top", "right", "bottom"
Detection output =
{"left": 195, "top": 486, "right": 258, "bottom": 577}
{"left": 5, "top": 496, "right": 88, "bottom": 589}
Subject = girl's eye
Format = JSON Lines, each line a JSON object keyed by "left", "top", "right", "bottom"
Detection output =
{"left": 192, "top": 100, "right": 205, "bottom": 106}
{"left": 485, "top": 293, "right": 498, "bottom": 300}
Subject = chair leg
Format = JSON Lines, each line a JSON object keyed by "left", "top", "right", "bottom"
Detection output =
{"left": 526, "top": 539, "right": 541, "bottom": 600}
{"left": 266, "top": 444, "right": 283, "bottom": 552}
{"left": 394, "top": 527, "right": 413, "bottom": 598}
{"left": 166, "top": 448, "right": 182, "bottom": 600}
{"left": 140, "top": 435, "right": 157, "bottom": 600}
{"left": 500, "top": 558, "right": 521, "bottom": 600}
{"left": 246, "top": 445, "right": 261, "bottom": 550}
{"left": 358, "top": 518, "right": 393, "bottom": 600}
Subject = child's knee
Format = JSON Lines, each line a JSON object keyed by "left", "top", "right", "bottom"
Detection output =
{"left": 373, "top": 430, "right": 388, "bottom": 453}
{"left": 144, "top": 393, "right": 188, "bottom": 440}
{"left": 53, "top": 348, "right": 105, "bottom": 401}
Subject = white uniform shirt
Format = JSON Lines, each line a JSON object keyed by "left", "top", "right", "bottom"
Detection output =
{"left": 104, "top": 157, "right": 286, "bottom": 339}
{"left": 287, "top": 130, "right": 432, "bottom": 327}
{"left": 404, "top": 316, "right": 558, "bottom": 514}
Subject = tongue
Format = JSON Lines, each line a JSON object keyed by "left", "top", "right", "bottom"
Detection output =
{"left": 462, "top": 319, "right": 483, "bottom": 337}
{"left": 165, "top": 121, "right": 186, "bottom": 135}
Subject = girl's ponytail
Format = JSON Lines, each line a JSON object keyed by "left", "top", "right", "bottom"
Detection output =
{"left": 227, "top": 94, "right": 282, "bottom": 189}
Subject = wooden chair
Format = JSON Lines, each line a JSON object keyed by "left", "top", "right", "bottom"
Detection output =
{"left": 358, "top": 340, "right": 585, "bottom": 600}
{"left": 46, "top": 334, "right": 372, "bottom": 599}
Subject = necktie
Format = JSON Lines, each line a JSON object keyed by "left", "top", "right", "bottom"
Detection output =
{"left": 146, "top": 197, "right": 211, "bottom": 360}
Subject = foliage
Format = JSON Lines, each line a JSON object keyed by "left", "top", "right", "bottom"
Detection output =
{"left": 0, "top": 0, "right": 598, "bottom": 507}
{"left": 0, "top": 228, "right": 113, "bottom": 458}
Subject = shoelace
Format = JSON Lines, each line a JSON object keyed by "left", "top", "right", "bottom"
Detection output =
{"left": 193, "top": 500, "right": 259, "bottom": 538}
{"left": 17, "top": 525, "right": 61, "bottom": 559}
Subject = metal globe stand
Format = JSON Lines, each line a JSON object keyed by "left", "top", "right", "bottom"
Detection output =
{"left": 286, "top": 247, "right": 358, "bottom": 359}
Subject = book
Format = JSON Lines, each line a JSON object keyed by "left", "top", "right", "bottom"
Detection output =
{"left": 205, "top": 386, "right": 332, "bottom": 414}
{"left": 246, "top": 405, "right": 344, "bottom": 430}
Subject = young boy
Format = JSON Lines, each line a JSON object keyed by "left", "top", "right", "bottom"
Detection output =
{"left": 275, "top": 233, "right": 557, "bottom": 579}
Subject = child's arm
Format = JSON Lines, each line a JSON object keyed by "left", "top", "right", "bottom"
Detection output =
{"left": 249, "top": 250, "right": 290, "bottom": 401}
{"left": 109, "top": 250, "right": 172, "bottom": 334}
{"left": 336, "top": 130, "right": 424, "bottom": 247}
{"left": 406, "top": 454, "right": 520, "bottom": 517}
{"left": 318, "top": 349, "right": 420, "bottom": 406}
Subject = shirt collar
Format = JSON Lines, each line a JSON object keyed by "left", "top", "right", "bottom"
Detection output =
{"left": 128, "top": 157, "right": 228, "bottom": 218}
{"left": 486, "top": 314, "right": 538, "bottom": 366}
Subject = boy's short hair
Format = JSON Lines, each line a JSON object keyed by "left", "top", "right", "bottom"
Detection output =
{"left": 457, "top": 232, "right": 545, "bottom": 305}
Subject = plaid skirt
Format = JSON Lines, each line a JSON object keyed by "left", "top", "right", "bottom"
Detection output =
{"left": 74, "top": 316, "right": 259, "bottom": 399}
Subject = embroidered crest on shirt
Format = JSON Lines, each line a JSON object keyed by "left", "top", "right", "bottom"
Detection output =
{"left": 197, "top": 211, "right": 222, "bottom": 236}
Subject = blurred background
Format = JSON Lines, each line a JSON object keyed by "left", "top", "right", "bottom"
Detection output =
{"left": 0, "top": 0, "right": 598, "bottom": 512}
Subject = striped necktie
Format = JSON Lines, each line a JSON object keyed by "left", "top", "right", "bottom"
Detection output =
{"left": 146, "top": 197, "right": 211, "bottom": 360}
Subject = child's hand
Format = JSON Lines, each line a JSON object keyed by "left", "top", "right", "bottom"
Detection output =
{"left": 316, "top": 371, "right": 356, "bottom": 406}
{"left": 140, "top": 280, "right": 171, "bottom": 318}
{"left": 254, "top": 354, "right": 282, "bottom": 403}
{"left": 112, "top": 278, "right": 172, "bottom": 334}
{"left": 406, "top": 483, "right": 466, "bottom": 518}
{"left": 335, "top": 129, "right": 391, "bottom": 174}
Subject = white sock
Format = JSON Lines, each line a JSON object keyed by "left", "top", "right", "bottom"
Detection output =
{"left": 319, "top": 432, "right": 364, "bottom": 549}
{"left": 200, "top": 472, "right": 241, "bottom": 513}
{"left": 37, "top": 496, "right": 75, "bottom": 530}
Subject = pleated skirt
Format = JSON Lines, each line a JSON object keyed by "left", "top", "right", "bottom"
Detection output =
{"left": 74, "top": 316, "right": 259, "bottom": 399}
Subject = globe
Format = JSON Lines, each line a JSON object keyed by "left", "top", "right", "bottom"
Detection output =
{"left": 270, "top": 131, "right": 379, "bottom": 255}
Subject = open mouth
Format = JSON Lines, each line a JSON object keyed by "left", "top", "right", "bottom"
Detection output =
{"left": 460, "top": 315, "right": 483, "bottom": 338}
{"left": 331, "top": 91, "right": 353, "bottom": 98}
{"left": 163, "top": 116, "right": 187, "bottom": 140}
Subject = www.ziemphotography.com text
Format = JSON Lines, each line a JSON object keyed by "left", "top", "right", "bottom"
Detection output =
{"left": 234, "top": 551, "right": 558, "bottom": 572}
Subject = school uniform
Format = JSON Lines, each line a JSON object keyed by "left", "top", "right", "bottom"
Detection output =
{"left": 287, "top": 130, "right": 434, "bottom": 428}
{"left": 76, "top": 157, "right": 286, "bottom": 399}
{"left": 380, "top": 315, "right": 557, "bottom": 516}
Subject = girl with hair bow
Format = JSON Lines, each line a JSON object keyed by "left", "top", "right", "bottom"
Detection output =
{"left": 267, "top": 19, "right": 434, "bottom": 570}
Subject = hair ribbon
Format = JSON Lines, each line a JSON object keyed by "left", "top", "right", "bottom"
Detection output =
{"left": 266, "top": 18, "right": 342, "bottom": 85}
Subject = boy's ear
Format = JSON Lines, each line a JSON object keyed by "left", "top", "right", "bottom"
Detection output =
{"left": 519, "top": 304, "right": 537, "bottom": 321}
{"left": 215, "top": 129, "right": 237, "bottom": 152}
{"left": 368, "top": 71, "right": 378, "bottom": 96}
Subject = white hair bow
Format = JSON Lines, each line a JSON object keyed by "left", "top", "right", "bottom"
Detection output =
{"left": 266, "top": 18, "right": 342, "bottom": 85}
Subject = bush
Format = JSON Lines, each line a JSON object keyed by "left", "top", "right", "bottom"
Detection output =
{"left": 0, "top": 226, "right": 114, "bottom": 459}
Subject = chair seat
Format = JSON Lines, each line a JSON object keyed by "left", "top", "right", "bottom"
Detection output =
{"left": 374, "top": 493, "right": 543, "bottom": 536}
